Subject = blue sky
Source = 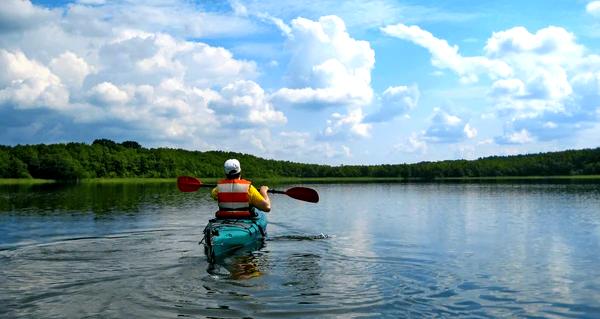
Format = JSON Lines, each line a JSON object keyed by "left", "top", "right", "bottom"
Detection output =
{"left": 1, "top": 0, "right": 600, "bottom": 164}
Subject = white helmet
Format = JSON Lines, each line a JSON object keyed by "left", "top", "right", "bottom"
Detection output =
{"left": 224, "top": 159, "right": 241, "bottom": 175}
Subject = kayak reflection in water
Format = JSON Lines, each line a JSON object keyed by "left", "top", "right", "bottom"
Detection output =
{"left": 227, "top": 255, "right": 262, "bottom": 280}
{"left": 206, "top": 241, "right": 267, "bottom": 280}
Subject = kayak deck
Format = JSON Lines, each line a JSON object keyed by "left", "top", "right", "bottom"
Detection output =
{"left": 203, "top": 211, "right": 267, "bottom": 260}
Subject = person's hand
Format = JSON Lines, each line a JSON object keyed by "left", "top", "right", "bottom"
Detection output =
{"left": 259, "top": 186, "right": 269, "bottom": 194}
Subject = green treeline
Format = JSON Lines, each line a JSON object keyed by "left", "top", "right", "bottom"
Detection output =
{"left": 1, "top": 139, "right": 600, "bottom": 180}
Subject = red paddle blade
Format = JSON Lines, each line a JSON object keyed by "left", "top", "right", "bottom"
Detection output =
{"left": 285, "top": 187, "right": 319, "bottom": 203}
{"left": 177, "top": 176, "right": 202, "bottom": 192}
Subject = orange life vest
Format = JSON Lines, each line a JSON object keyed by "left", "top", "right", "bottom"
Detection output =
{"left": 215, "top": 178, "right": 253, "bottom": 219}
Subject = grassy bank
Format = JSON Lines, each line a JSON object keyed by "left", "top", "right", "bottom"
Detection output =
{"left": 260, "top": 175, "right": 600, "bottom": 184}
{"left": 0, "top": 178, "right": 56, "bottom": 185}
{"left": 260, "top": 177, "right": 405, "bottom": 184}
{"left": 78, "top": 178, "right": 177, "bottom": 184}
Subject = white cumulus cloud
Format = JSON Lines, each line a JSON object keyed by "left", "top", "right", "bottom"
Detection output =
{"left": 0, "top": 50, "right": 68, "bottom": 109}
{"left": 49, "top": 51, "right": 94, "bottom": 89}
{"left": 483, "top": 27, "right": 581, "bottom": 106}
{"left": 383, "top": 21, "right": 600, "bottom": 145}
{"left": 322, "top": 109, "right": 372, "bottom": 139}
{"left": 490, "top": 78, "right": 526, "bottom": 98}
{"left": 381, "top": 23, "right": 512, "bottom": 83}
{"left": 586, "top": 1, "right": 600, "bottom": 17}
{"left": 89, "top": 82, "right": 129, "bottom": 106}
{"left": 0, "top": 1, "right": 288, "bottom": 150}
{"left": 63, "top": 1, "right": 259, "bottom": 39}
{"left": 365, "top": 85, "right": 420, "bottom": 123}
{"left": 0, "top": 0, "right": 58, "bottom": 33}
{"left": 236, "top": 129, "right": 353, "bottom": 161}
{"left": 495, "top": 128, "right": 534, "bottom": 145}
{"left": 394, "top": 133, "right": 428, "bottom": 154}
{"left": 464, "top": 123, "right": 478, "bottom": 139}
{"left": 273, "top": 15, "right": 375, "bottom": 108}
{"left": 211, "top": 80, "right": 287, "bottom": 127}
{"left": 484, "top": 26, "right": 584, "bottom": 62}
{"left": 424, "top": 108, "right": 477, "bottom": 143}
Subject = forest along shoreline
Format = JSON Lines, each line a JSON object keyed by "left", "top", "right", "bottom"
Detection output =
{"left": 3, "top": 176, "right": 600, "bottom": 186}
{"left": 1, "top": 139, "right": 600, "bottom": 182}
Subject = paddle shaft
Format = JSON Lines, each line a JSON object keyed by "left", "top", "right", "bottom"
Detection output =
{"left": 189, "top": 184, "right": 289, "bottom": 194}
{"left": 182, "top": 184, "right": 287, "bottom": 195}
{"left": 177, "top": 176, "right": 319, "bottom": 203}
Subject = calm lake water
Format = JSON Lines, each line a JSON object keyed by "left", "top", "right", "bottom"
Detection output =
{"left": 1, "top": 181, "right": 600, "bottom": 318}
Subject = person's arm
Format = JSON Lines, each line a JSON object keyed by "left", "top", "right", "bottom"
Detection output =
{"left": 258, "top": 186, "right": 271, "bottom": 212}
{"left": 249, "top": 185, "right": 271, "bottom": 212}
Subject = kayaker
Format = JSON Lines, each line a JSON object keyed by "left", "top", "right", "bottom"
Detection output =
{"left": 211, "top": 159, "right": 271, "bottom": 219}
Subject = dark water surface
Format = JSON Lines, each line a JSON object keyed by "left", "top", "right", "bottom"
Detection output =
{"left": 1, "top": 182, "right": 600, "bottom": 318}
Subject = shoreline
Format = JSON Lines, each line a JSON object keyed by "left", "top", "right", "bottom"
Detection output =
{"left": 2, "top": 175, "right": 600, "bottom": 185}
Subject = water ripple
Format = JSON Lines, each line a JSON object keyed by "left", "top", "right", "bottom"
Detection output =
{"left": 2, "top": 182, "right": 600, "bottom": 318}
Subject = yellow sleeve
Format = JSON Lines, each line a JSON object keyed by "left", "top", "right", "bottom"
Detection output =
{"left": 248, "top": 185, "right": 265, "bottom": 207}
{"left": 211, "top": 187, "right": 218, "bottom": 201}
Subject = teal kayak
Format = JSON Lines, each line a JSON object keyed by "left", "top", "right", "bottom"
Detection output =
{"left": 202, "top": 211, "right": 267, "bottom": 260}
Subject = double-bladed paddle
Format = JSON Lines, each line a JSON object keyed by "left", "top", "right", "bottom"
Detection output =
{"left": 177, "top": 176, "right": 319, "bottom": 203}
